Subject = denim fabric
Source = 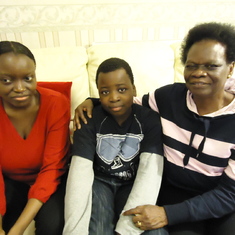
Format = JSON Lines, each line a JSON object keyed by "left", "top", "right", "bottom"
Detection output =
{"left": 89, "top": 175, "right": 169, "bottom": 235}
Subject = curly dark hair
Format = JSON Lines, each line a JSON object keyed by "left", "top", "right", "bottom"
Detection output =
{"left": 95, "top": 57, "right": 134, "bottom": 85}
{"left": 0, "top": 41, "right": 36, "bottom": 64}
{"left": 180, "top": 22, "right": 235, "bottom": 64}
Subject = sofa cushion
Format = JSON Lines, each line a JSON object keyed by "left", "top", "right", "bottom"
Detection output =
{"left": 37, "top": 81, "right": 72, "bottom": 101}
{"left": 32, "top": 46, "right": 89, "bottom": 116}
{"left": 87, "top": 41, "right": 175, "bottom": 98}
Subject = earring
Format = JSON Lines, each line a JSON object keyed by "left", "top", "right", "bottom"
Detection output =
{"left": 228, "top": 74, "right": 231, "bottom": 78}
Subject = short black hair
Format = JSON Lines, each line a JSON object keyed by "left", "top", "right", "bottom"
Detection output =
{"left": 0, "top": 41, "right": 36, "bottom": 64}
{"left": 95, "top": 58, "right": 134, "bottom": 85}
{"left": 180, "top": 22, "right": 235, "bottom": 64}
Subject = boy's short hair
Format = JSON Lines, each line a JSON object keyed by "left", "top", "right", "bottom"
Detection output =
{"left": 95, "top": 58, "right": 134, "bottom": 85}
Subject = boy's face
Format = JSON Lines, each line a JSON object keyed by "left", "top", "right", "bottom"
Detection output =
{"left": 97, "top": 68, "right": 136, "bottom": 126}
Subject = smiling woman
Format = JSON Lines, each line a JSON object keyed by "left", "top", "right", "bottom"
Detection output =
{"left": 183, "top": 40, "right": 235, "bottom": 115}
{"left": 124, "top": 22, "right": 235, "bottom": 235}
{"left": 0, "top": 41, "right": 71, "bottom": 235}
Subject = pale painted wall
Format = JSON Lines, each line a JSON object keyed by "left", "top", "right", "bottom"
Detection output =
{"left": 1, "top": 0, "right": 235, "bottom": 49}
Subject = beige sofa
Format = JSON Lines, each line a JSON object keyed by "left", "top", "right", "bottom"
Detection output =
{"left": 21, "top": 40, "right": 184, "bottom": 235}
{"left": 32, "top": 41, "right": 185, "bottom": 116}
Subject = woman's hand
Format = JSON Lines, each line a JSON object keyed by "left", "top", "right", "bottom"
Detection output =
{"left": 7, "top": 226, "right": 24, "bottom": 235}
{"left": 0, "top": 229, "right": 5, "bottom": 235}
{"left": 73, "top": 99, "right": 94, "bottom": 130}
{"left": 123, "top": 205, "right": 168, "bottom": 230}
{"left": 0, "top": 215, "right": 5, "bottom": 235}
{"left": 7, "top": 198, "right": 43, "bottom": 235}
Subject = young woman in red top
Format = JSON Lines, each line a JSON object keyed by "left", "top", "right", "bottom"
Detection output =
{"left": 0, "top": 41, "right": 70, "bottom": 235}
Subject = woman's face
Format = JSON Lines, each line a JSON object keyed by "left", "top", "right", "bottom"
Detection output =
{"left": 184, "top": 40, "right": 234, "bottom": 99}
{"left": 0, "top": 52, "right": 37, "bottom": 109}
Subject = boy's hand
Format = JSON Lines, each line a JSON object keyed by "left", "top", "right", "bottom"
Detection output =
{"left": 73, "top": 99, "right": 94, "bottom": 130}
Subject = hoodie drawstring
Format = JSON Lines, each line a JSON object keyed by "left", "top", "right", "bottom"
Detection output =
{"left": 183, "top": 117, "right": 211, "bottom": 167}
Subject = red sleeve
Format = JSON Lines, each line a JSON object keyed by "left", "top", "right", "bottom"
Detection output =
{"left": 28, "top": 93, "right": 71, "bottom": 203}
{"left": 0, "top": 166, "right": 6, "bottom": 215}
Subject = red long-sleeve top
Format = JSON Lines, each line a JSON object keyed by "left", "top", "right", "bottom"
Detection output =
{"left": 0, "top": 86, "right": 71, "bottom": 215}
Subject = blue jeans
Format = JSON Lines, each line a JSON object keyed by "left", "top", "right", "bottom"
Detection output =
{"left": 89, "top": 175, "right": 168, "bottom": 235}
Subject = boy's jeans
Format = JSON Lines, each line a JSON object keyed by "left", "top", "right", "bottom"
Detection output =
{"left": 89, "top": 175, "right": 168, "bottom": 235}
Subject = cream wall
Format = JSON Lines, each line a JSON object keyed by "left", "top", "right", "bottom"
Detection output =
{"left": 1, "top": 0, "right": 235, "bottom": 49}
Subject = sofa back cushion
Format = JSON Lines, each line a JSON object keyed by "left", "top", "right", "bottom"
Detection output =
{"left": 32, "top": 46, "right": 89, "bottom": 116}
{"left": 170, "top": 41, "right": 185, "bottom": 83}
{"left": 87, "top": 41, "right": 175, "bottom": 98}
